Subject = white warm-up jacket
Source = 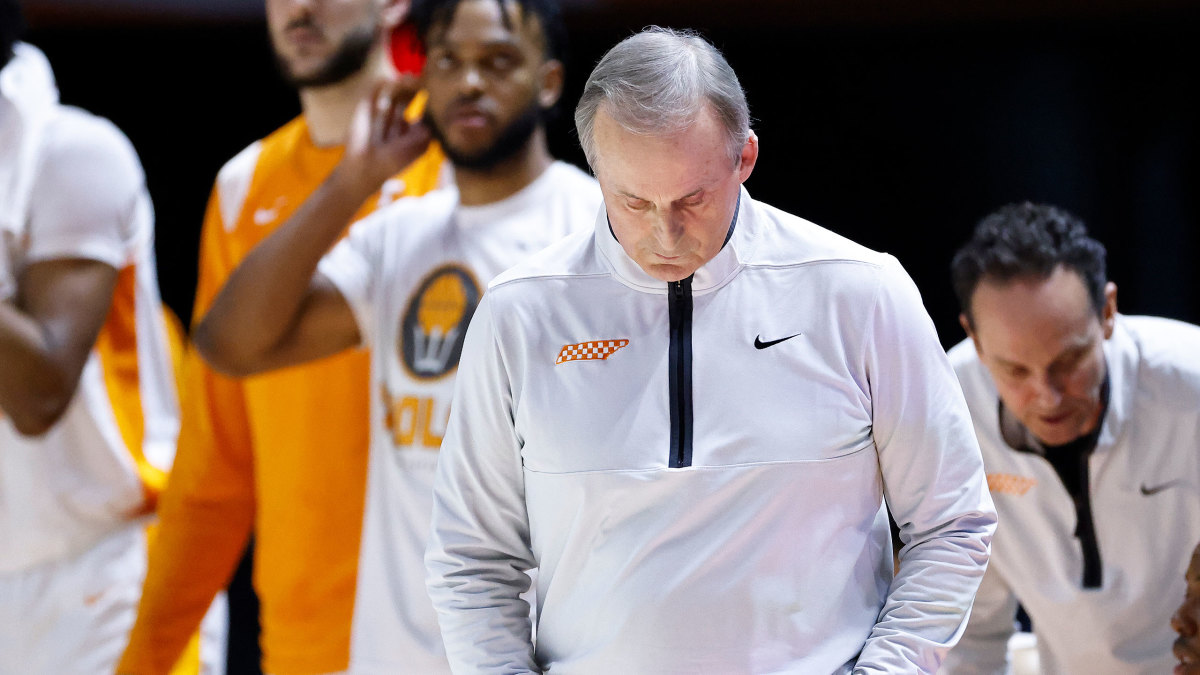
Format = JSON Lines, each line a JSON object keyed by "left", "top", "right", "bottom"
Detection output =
{"left": 943, "top": 315, "right": 1200, "bottom": 674}
{"left": 427, "top": 188, "right": 997, "bottom": 674}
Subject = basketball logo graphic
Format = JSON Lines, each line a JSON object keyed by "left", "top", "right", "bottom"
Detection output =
{"left": 399, "top": 264, "right": 481, "bottom": 379}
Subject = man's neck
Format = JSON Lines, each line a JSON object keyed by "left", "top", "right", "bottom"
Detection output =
{"left": 298, "top": 55, "right": 386, "bottom": 148}
{"left": 454, "top": 127, "right": 554, "bottom": 207}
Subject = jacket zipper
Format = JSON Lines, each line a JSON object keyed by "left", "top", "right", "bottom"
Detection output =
{"left": 668, "top": 276, "right": 694, "bottom": 468}
{"left": 1076, "top": 453, "right": 1102, "bottom": 588}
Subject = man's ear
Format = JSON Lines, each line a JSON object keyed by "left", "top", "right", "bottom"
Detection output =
{"left": 1101, "top": 281, "right": 1118, "bottom": 339}
{"left": 737, "top": 130, "right": 759, "bottom": 183}
{"left": 960, "top": 313, "right": 982, "bottom": 355}
{"left": 381, "top": 0, "right": 411, "bottom": 31}
{"left": 537, "top": 59, "right": 565, "bottom": 110}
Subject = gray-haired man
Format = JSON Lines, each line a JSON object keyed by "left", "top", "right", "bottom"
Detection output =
{"left": 426, "top": 27, "right": 997, "bottom": 674}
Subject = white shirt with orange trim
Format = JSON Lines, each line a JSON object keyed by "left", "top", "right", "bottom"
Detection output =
{"left": 427, "top": 188, "right": 997, "bottom": 674}
{"left": 0, "top": 43, "right": 179, "bottom": 573}
{"left": 317, "top": 160, "right": 599, "bottom": 674}
{"left": 943, "top": 315, "right": 1200, "bottom": 675}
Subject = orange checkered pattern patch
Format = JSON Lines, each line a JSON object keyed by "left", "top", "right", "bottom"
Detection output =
{"left": 987, "top": 473, "right": 1037, "bottom": 496}
{"left": 555, "top": 339, "right": 629, "bottom": 365}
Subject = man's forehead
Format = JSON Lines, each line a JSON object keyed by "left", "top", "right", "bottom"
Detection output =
{"left": 972, "top": 270, "right": 1100, "bottom": 359}
{"left": 426, "top": 0, "right": 544, "bottom": 51}
{"left": 973, "top": 268, "right": 1093, "bottom": 322}
{"left": 593, "top": 108, "right": 729, "bottom": 197}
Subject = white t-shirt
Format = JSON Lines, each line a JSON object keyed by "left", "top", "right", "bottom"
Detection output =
{"left": 318, "top": 160, "right": 600, "bottom": 674}
{"left": 0, "top": 43, "right": 179, "bottom": 572}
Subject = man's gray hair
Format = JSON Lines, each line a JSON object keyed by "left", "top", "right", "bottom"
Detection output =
{"left": 574, "top": 27, "right": 750, "bottom": 171}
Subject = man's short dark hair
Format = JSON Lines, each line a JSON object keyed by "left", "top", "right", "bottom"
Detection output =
{"left": 410, "top": 0, "right": 567, "bottom": 66}
{"left": 951, "top": 202, "right": 1108, "bottom": 326}
{"left": 1, "top": 0, "right": 25, "bottom": 69}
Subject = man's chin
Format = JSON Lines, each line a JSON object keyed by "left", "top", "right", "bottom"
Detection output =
{"left": 1028, "top": 420, "right": 1084, "bottom": 447}
{"left": 642, "top": 262, "right": 697, "bottom": 284}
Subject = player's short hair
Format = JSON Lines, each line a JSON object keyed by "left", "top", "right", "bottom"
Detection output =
{"left": 574, "top": 26, "right": 750, "bottom": 172}
{"left": 951, "top": 202, "right": 1109, "bottom": 327}
{"left": 1, "top": 0, "right": 25, "bottom": 69}
{"left": 410, "top": 0, "right": 567, "bottom": 65}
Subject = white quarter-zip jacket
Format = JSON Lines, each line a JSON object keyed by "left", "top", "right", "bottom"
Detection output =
{"left": 942, "top": 315, "right": 1200, "bottom": 674}
{"left": 427, "top": 188, "right": 997, "bottom": 674}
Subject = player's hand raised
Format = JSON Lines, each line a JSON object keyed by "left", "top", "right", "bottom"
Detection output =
{"left": 342, "top": 74, "right": 433, "bottom": 193}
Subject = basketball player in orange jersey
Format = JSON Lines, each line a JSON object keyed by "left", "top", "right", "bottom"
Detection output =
{"left": 117, "top": 1, "right": 444, "bottom": 673}
{"left": 193, "top": 0, "right": 598, "bottom": 671}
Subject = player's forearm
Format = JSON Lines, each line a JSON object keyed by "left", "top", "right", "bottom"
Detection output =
{"left": 0, "top": 300, "right": 79, "bottom": 435}
{"left": 193, "top": 166, "right": 374, "bottom": 375}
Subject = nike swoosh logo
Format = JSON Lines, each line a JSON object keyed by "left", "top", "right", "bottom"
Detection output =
{"left": 253, "top": 207, "right": 279, "bottom": 226}
{"left": 1140, "top": 479, "right": 1189, "bottom": 496}
{"left": 754, "top": 333, "right": 802, "bottom": 350}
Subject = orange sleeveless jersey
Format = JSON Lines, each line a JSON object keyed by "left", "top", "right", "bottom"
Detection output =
{"left": 118, "top": 116, "right": 444, "bottom": 675}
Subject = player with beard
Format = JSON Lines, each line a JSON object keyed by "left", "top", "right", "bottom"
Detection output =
{"left": 116, "top": 1, "right": 444, "bottom": 674}
{"left": 192, "top": 0, "right": 598, "bottom": 672}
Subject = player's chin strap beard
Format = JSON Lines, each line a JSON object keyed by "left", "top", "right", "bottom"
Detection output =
{"left": 424, "top": 99, "right": 543, "bottom": 171}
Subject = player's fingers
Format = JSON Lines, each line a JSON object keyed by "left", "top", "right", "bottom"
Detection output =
{"left": 391, "top": 73, "right": 422, "bottom": 106}
{"left": 371, "top": 82, "right": 394, "bottom": 144}
{"left": 378, "top": 82, "right": 411, "bottom": 142}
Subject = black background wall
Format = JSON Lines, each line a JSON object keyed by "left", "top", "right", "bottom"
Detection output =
{"left": 25, "top": 3, "right": 1200, "bottom": 347}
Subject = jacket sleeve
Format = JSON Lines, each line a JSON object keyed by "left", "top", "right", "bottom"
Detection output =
{"left": 939, "top": 559, "right": 1019, "bottom": 674}
{"left": 853, "top": 256, "right": 998, "bottom": 674}
{"left": 426, "top": 294, "right": 540, "bottom": 674}
{"left": 118, "top": 188, "right": 256, "bottom": 674}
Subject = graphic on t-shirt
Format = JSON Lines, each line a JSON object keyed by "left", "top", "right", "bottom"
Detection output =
{"left": 400, "top": 264, "right": 481, "bottom": 379}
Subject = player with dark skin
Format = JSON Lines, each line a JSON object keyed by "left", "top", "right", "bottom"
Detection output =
{"left": 195, "top": 0, "right": 565, "bottom": 375}
{"left": 1, "top": 0, "right": 119, "bottom": 436}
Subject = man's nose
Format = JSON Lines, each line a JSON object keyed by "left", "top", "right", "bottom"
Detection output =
{"left": 1031, "top": 372, "right": 1065, "bottom": 407}
{"left": 458, "top": 65, "right": 485, "bottom": 95}
{"left": 653, "top": 211, "right": 686, "bottom": 249}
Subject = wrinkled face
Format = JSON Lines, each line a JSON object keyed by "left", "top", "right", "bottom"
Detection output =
{"left": 965, "top": 265, "right": 1116, "bottom": 447}
{"left": 1172, "top": 544, "right": 1200, "bottom": 673}
{"left": 266, "top": 0, "right": 383, "bottom": 88}
{"left": 421, "top": 0, "right": 560, "bottom": 170}
{"left": 593, "top": 105, "right": 757, "bottom": 283}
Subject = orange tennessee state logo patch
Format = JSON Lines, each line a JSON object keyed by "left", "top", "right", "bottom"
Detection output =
{"left": 986, "top": 473, "right": 1037, "bottom": 496}
{"left": 556, "top": 340, "right": 629, "bottom": 365}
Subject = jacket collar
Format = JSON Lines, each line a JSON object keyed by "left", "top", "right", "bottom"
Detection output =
{"left": 1097, "top": 314, "right": 1136, "bottom": 451}
{"left": 595, "top": 186, "right": 756, "bottom": 294}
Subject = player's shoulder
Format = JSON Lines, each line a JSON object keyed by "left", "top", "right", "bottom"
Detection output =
{"left": 213, "top": 118, "right": 308, "bottom": 197}
{"left": 545, "top": 160, "right": 598, "bottom": 191}
{"left": 346, "top": 184, "right": 459, "bottom": 243}
{"left": 211, "top": 118, "right": 310, "bottom": 230}
{"left": 1119, "top": 315, "right": 1200, "bottom": 401}
{"left": 38, "top": 105, "right": 144, "bottom": 181}
{"left": 489, "top": 225, "right": 600, "bottom": 292}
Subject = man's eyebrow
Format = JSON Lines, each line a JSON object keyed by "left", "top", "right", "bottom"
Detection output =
{"left": 990, "top": 355, "right": 1026, "bottom": 371}
{"left": 614, "top": 187, "right": 706, "bottom": 203}
{"left": 991, "top": 342, "right": 1089, "bottom": 371}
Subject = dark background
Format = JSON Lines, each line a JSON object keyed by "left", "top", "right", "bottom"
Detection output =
{"left": 23, "top": 0, "right": 1200, "bottom": 346}
{"left": 18, "top": 0, "right": 1200, "bottom": 671}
